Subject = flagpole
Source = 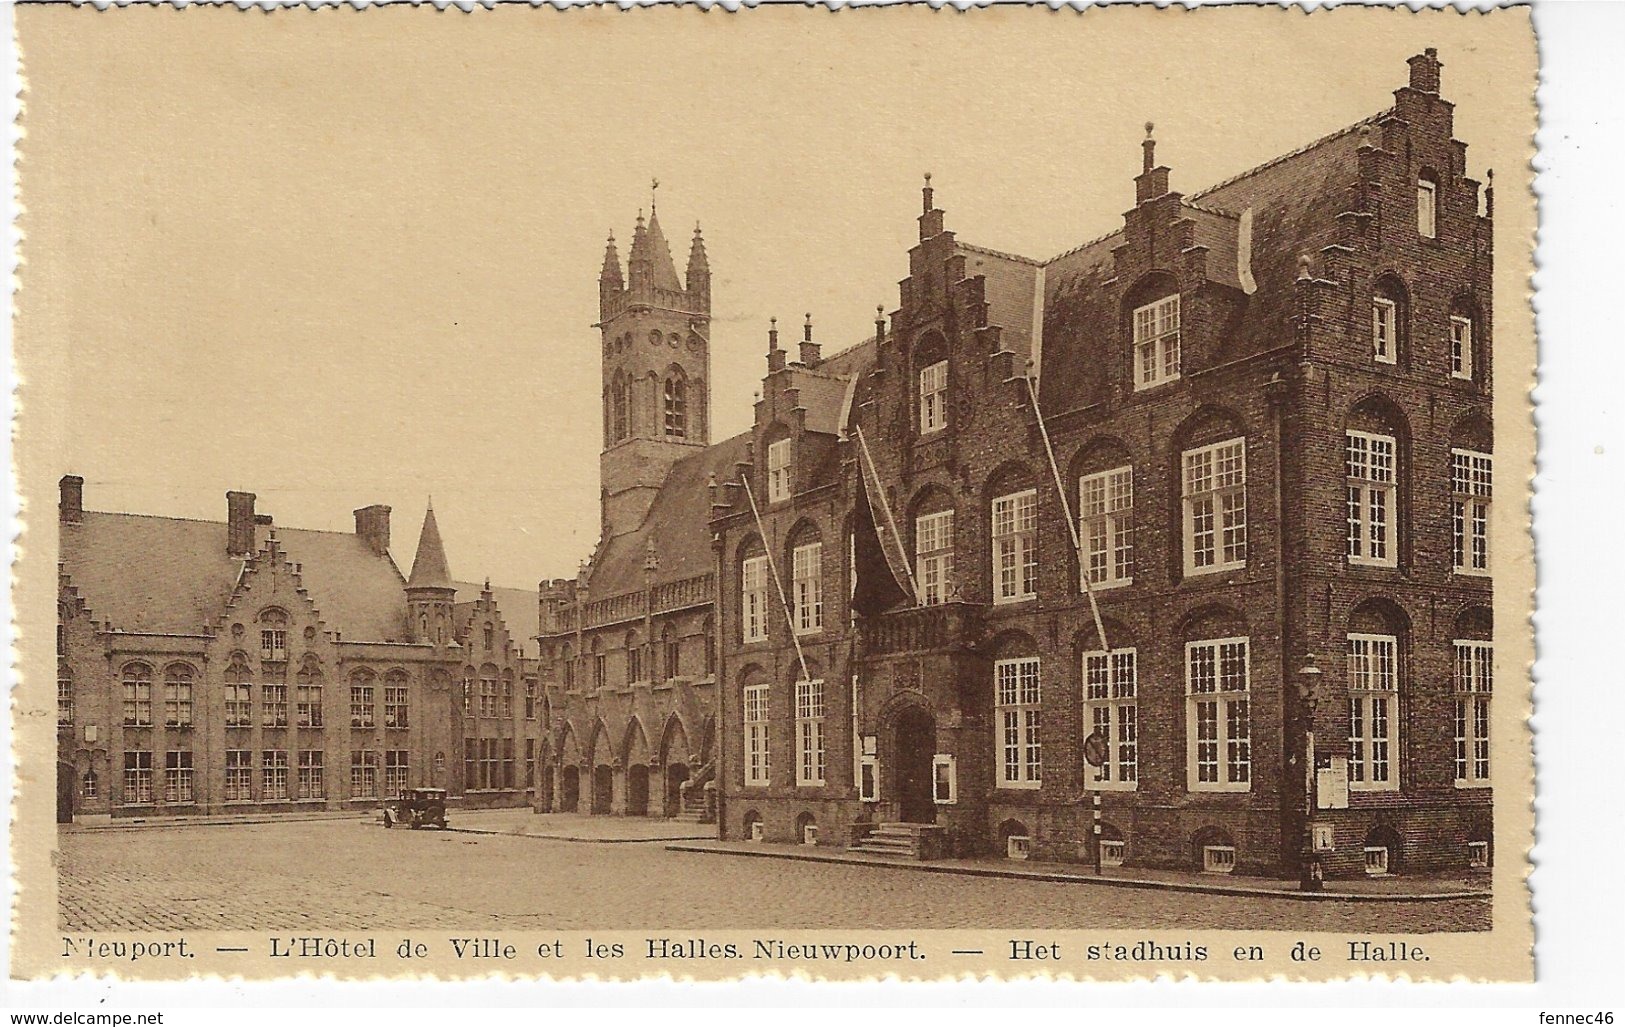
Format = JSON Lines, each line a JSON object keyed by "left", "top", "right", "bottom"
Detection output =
{"left": 1023, "top": 364, "right": 1111, "bottom": 655}
{"left": 853, "top": 424, "right": 920, "bottom": 601}
{"left": 741, "top": 477, "right": 813, "bottom": 687}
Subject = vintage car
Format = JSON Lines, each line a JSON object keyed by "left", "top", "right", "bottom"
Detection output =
{"left": 381, "top": 787, "right": 449, "bottom": 830}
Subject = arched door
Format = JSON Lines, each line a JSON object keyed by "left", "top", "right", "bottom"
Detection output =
{"left": 892, "top": 706, "right": 937, "bottom": 824}
{"left": 627, "top": 764, "right": 650, "bottom": 816}
{"left": 592, "top": 765, "right": 614, "bottom": 814}
{"left": 560, "top": 765, "right": 580, "bottom": 812}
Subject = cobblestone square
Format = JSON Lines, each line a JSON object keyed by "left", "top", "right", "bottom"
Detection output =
{"left": 57, "top": 818, "right": 1491, "bottom": 933}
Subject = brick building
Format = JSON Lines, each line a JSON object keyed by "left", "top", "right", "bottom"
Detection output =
{"left": 707, "top": 49, "right": 1495, "bottom": 877}
{"left": 54, "top": 482, "right": 545, "bottom": 820}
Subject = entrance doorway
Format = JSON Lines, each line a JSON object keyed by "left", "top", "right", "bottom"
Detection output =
{"left": 665, "top": 762, "right": 690, "bottom": 817}
{"left": 892, "top": 706, "right": 937, "bottom": 824}
{"left": 592, "top": 765, "right": 614, "bottom": 814}
{"left": 627, "top": 764, "right": 650, "bottom": 816}
{"left": 560, "top": 765, "right": 580, "bottom": 812}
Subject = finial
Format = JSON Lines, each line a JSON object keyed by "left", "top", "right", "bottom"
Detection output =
{"left": 694, "top": 220, "right": 703, "bottom": 236}
{"left": 427, "top": 494, "right": 434, "bottom": 511}
{"left": 636, "top": 208, "right": 645, "bottom": 227}
{"left": 1142, "top": 122, "right": 1157, "bottom": 173}
{"left": 1297, "top": 253, "right": 1313, "bottom": 281}
{"left": 651, "top": 177, "right": 659, "bottom": 214}
{"left": 804, "top": 312, "right": 813, "bottom": 341}
{"left": 1359, "top": 124, "right": 1372, "bottom": 147}
{"left": 922, "top": 172, "right": 934, "bottom": 214}
{"left": 484, "top": 576, "right": 491, "bottom": 591}
{"left": 768, "top": 317, "right": 779, "bottom": 352}
{"left": 607, "top": 229, "right": 616, "bottom": 242}
{"left": 1145, "top": 121, "right": 1155, "bottom": 139}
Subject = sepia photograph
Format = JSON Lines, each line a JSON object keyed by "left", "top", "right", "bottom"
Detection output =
{"left": 10, "top": 2, "right": 1538, "bottom": 983}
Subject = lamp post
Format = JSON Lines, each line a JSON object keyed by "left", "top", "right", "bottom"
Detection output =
{"left": 1297, "top": 655, "right": 1324, "bottom": 892}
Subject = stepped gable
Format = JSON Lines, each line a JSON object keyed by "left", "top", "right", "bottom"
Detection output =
{"left": 453, "top": 579, "right": 541, "bottom": 658}
{"left": 1037, "top": 112, "right": 1383, "bottom": 414}
{"left": 60, "top": 511, "right": 409, "bottom": 641}
{"left": 957, "top": 243, "right": 1042, "bottom": 365}
{"left": 585, "top": 430, "right": 752, "bottom": 601}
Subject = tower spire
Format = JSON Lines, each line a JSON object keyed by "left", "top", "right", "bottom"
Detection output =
{"left": 686, "top": 221, "right": 710, "bottom": 309}
{"left": 406, "top": 504, "right": 454, "bottom": 590}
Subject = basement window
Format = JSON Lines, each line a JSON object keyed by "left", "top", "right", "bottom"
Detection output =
{"left": 1202, "top": 845, "right": 1236, "bottom": 874}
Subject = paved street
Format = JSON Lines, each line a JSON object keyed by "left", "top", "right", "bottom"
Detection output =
{"left": 58, "top": 817, "right": 1490, "bottom": 933}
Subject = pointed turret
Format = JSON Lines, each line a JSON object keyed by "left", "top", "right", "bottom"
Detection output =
{"left": 407, "top": 504, "right": 454, "bottom": 590}
{"left": 632, "top": 207, "right": 684, "bottom": 293}
{"left": 686, "top": 221, "right": 711, "bottom": 310}
{"left": 405, "top": 503, "right": 455, "bottom": 646}
{"left": 599, "top": 230, "right": 623, "bottom": 319}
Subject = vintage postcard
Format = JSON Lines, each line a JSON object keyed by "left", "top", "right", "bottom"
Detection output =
{"left": 10, "top": 3, "right": 1537, "bottom": 982}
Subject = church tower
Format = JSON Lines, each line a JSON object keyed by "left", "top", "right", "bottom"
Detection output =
{"left": 596, "top": 185, "right": 711, "bottom": 540}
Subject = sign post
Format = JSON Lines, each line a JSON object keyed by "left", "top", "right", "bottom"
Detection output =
{"left": 1081, "top": 730, "right": 1108, "bottom": 876}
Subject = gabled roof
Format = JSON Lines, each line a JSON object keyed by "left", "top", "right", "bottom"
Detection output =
{"left": 453, "top": 580, "right": 540, "bottom": 658}
{"left": 585, "top": 431, "right": 753, "bottom": 602}
{"left": 60, "top": 512, "right": 409, "bottom": 642}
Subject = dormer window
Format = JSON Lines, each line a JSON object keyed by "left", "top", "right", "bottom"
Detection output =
{"left": 919, "top": 360, "right": 948, "bottom": 433}
{"left": 1417, "top": 175, "right": 1438, "bottom": 239}
{"left": 767, "top": 439, "right": 792, "bottom": 503}
{"left": 1133, "top": 295, "right": 1181, "bottom": 390}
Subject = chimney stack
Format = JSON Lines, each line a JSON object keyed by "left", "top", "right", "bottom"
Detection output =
{"left": 1408, "top": 47, "right": 1442, "bottom": 95}
{"left": 354, "top": 504, "right": 392, "bottom": 556}
{"left": 227, "top": 491, "right": 256, "bottom": 557}
{"left": 799, "top": 313, "right": 821, "bottom": 367}
{"left": 59, "top": 475, "right": 83, "bottom": 524}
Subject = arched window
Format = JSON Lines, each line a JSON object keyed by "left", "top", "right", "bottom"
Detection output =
{"left": 1181, "top": 606, "right": 1252, "bottom": 793}
{"left": 384, "top": 669, "right": 410, "bottom": 729}
{"left": 81, "top": 768, "right": 98, "bottom": 799}
{"left": 1371, "top": 275, "right": 1408, "bottom": 366}
{"left": 915, "top": 331, "right": 950, "bottom": 434}
{"left": 349, "top": 668, "right": 376, "bottom": 728}
{"left": 909, "top": 487, "right": 957, "bottom": 605}
{"left": 296, "top": 656, "right": 323, "bottom": 728}
{"left": 1453, "top": 606, "right": 1493, "bottom": 788}
{"left": 664, "top": 374, "right": 688, "bottom": 438}
{"left": 560, "top": 643, "right": 574, "bottom": 690}
{"left": 120, "top": 663, "right": 153, "bottom": 727}
{"left": 479, "top": 663, "right": 499, "bottom": 717}
{"left": 740, "top": 538, "right": 770, "bottom": 644}
{"left": 225, "top": 654, "right": 253, "bottom": 727}
{"left": 611, "top": 371, "right": 628, "bottom": 442}
{"left": 1346, "top": 600, "right": 1410, "bottom": 793}
{"left": 163, "top": 664, "right": 195, "bottom": 728}
{"left": 1346, "top": 396, "right": 1409, "bottom": 569}
{"left": 992, "top": 633, "right": 1042, "bottom": 788}
{"left": 483, "top": 622, "right": 494, "bottom": 650}
{"left": 258, "top": 608, "right": 289, "bottom": 662}
{"left": 626, "top": 630, "right": 642, "bottom": 684}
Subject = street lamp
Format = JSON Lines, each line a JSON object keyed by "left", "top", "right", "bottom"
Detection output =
{"left": 1297, "top": 655, "right": 1324, "bottom": 892}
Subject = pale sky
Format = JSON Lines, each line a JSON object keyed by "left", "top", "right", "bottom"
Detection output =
{"left": 18, "top": 5, "right": 1530, "bottom": 589}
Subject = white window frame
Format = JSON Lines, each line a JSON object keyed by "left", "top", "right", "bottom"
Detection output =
{"left": 766, "top": 439, "right": 792, "bottom": 503}
{"left": 1006, "top": 834, "right": 1032, "bottom": 861}
{"left": 1203, "top": 845, "right": 1237, "bottom": 874}
{"left": 1467, "top": 841, "right": 1490, "bottom": 868}
{"left": 1182, "top": 438, "right": 1247, "bottom": 576}
{"left": 1083, "top": 648, "right": 1137, "bottom": 790}
{"left": 794, "top": 678, "right": 826, "bottom": 787}
{"left": 1346, "top": 431, "right": 1398, "bottom": 567}
{"left": 741, "top": 554, "right": 769, "bottom": 643}
{"left": 915, "top": 509, "right": 956, "bottom": 606}
{"left": 122, "top": 750, "right": 153, "bottom": 805}
{"left": 164, "top": 750, "right": 194, "bottom": 804}
{"left": 1364, "top": 845, "right": 1391, "bottom": 877}
{"left": 1452, "top": 449, "right": 1492, "bottom": 576}
{"left": 224, "top": 749, "right": 252, "bottom": 802}
{"left": 1454, "top": 640, "right": 1493, "bottom": 788}
{"left": 994, "top": 656, "right": 1041, "bottom": 789}
{"left": 792, "top": 542, "right": 823, "bottom": 635}
{"left": 992, "top": 489, "right": 1038, "bottom": 604}
{"left": 1100, "top": 838, "right": 1127, "bottom": 867}
{"left": 1132, "top": 294, "right": 1181, "bottom": 390}
{"left": 1347, "top": 633, "right": 1400, "bottom": 792}
{"left": 743, "top": 683, "right": 771, "bottom": 787}
{"left": 1185, "top": 637, "right": 1251, "bottom": 793}
{"left": 1371, "top": 297, "right": 1398, "bottom": 364}
{"left": 350, "top": 749, "right": 378, "bottom": 800}
{"left": 261, "top": 628, "right": 287, "bottom": 662}
{"left": 1417, "top": 177, "right": 1438, "bottom": 239}
{"left": 297, "top": 749, "right": 324, "bottom": 800}
{"left": 1450, "top": 315, "right": 1474, "bottom": 380}
{"left": 262, "top": 683, "right": 288, "bottom": 728}
{"left": 261, "top": 749, "right": 289, "bottom": 801}
{"left": 933, "top": 754, "right": 958, "bottom": 805}
{"left": 918, "top": 359, "right": 948, "bottom": 434}
{"left": 1079, "top": 465, "right": 1134, "bottom": 590}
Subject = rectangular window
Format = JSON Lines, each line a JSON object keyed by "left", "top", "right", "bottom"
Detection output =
{"left": 297, "top": 750, "right": 324, "bottom": 799}
{"left": 919, "top": 359, "right": 948, "bottom": 433}
{"left": 1418, "top": 178, "right": 1438, "bottom": 239}
{"left": 744, "top": 683, "right": 771, "bottom": 787}
{"left": 261, "top": 628, "right": 287, "bottom": 662}
{"left": 767, "top": 439, "right": 792, "bottom": 503}
{"left": 1182, "top": 438, "right": 1247, "bottom": 575}
{"left": 1203, "top": 845, "right": 1237, "bottom": 874}
{"left": 795, "top": 678, "right": 826, "bottom": 787}
{"left": 224, "top": 750, "right": 252, "bottom": 801}
{"left": 1452, "top": 449, "right": 1492, "bottom": 575}
{"left": 525, "top": 678, "right": 538, "bottom": 719}
{"left": 122, "top": 679, "right": 153, "bottom": 727}
{"left": 163, "top": 750, "right": 194, "bottom": 804}
{"left": 915, "top": 509, "right": 956, "bottom": 606}
{"left": 296, "top": 684, "right": 323, "bottom": 728}
{"left": 1083, "top": 648, "right": 1137, "bottom": 789}
{"left": 792, "top": 542, "right": 823, "bottom": 634}
{"left": 1080, "top": 466, "right": 1135, "bottom": 589}
{"left": 1454, "top": 640, "right": 1493, "bottom": 786}
{"left": 350, "top": 749, "right": 378, "bottom": 800}
{"left": 1186, "top": 638, "right": 1251, "bottom": 792}
{"left": 525, "top": 738, "right": 536, "bottom": 788}
{"left": 58, "top": 674, "right": 74, "bottom": 725}
{"left": 122, "top": 750, "right": 153, "bottom": 805}
{"left": 163, "top": 680, "right": 193, "bottom": 727}
{"left": 261, "top": 749, "right": 289, "bottom": 800}
{"left": 225, "top": 683, "right": 252, "bottom": 728}
{"left": 1468, "top": 841, "right": 1490, "bottom": 868}
{"left": 350, "top": 685, "right": 375, "bottom": 728}
{"left": 1132, "top": 294, "right": 1181, "bottom": 390}
{"left": 992, "top": 489, "right": 1038, "bottom": 604}
{"left": 1372, "top": 297, "right": 1398, "bottom": 364}
{"left": 384, "top": 750, "right": 409, "bottom": 793}
{"left": 742, "top": 555, "right": 769, "bottom": 643}
{"left": 1346, "top": 431, "right": 1398, "bottom": 567}
{"left": 384, "top": 685, "right": 409, "bottom": 728}
{"left": 1347, "top": 633, "right": 1400, "bottom": 791}
{"left": 1451, "top": 315, "right": 1474, "bottom": 380}
{"left": 262, "top": 684, "right": 288, "bottom": 728}
{"left": 995, "top": 657, "right": 1042, "bottom": 788}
